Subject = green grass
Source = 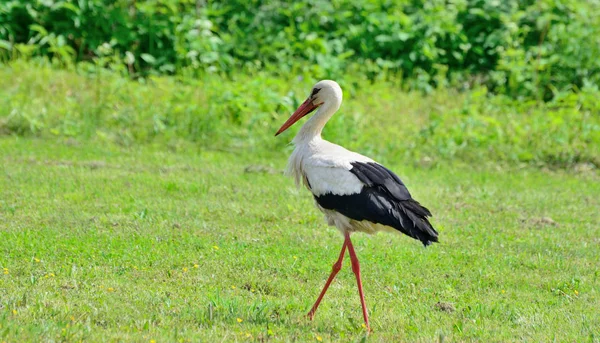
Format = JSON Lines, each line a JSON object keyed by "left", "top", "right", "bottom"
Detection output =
{"left": 1, "top": 60, "right": 599, "bottom": 168}
{"left": 1, "top": 59, "right": 599, "bottom": 341}
{"left": 1, "top": 138, "right": 599, "bottom": 342}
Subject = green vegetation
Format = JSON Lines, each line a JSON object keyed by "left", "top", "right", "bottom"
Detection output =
{"left": 1, "top": 61, "right": 599, "bottom": 340}
{"left": 1, "top": 139, "right": 599, "bottom": 342}
{"left": 1, "top": 61, "right": 599, "bottom": 168}
{"left": 2, "top": 0, "right": 600, "bottom": 99}
{"left": 1, "top": 0, "right": 599, "bottom": 341}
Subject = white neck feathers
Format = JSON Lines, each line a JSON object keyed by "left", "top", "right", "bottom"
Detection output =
{"left": 292, "top": 96, "right": 342, "bottom": 145}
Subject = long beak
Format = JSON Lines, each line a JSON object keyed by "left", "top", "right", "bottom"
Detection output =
{"left": 275, "top": 98, "right": 320, "bottom": 136}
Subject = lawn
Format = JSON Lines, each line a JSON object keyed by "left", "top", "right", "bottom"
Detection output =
{"left": 1, "top": 138, "right": 598, "bottom": 342}
{"left": 2, "top": 1, "right": 600, "bottom": 340}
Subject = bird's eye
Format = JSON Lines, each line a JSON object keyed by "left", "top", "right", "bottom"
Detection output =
{"left": 310, "top": 87, "right": 321, "bottom": 97}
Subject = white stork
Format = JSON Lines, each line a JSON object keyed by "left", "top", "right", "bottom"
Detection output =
{"left": 275, "top": 80, "right": 438, "bottom": 332}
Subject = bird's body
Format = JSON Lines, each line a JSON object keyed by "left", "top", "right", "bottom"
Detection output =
{"left": 286, "top": 137, "right": 437, "bottom": 243}
{"left": 275, "top": 80, "right": 438, "bottom": 332}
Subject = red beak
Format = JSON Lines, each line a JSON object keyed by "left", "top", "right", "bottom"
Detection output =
{"left": 275, "top": 98, "right": 320, "bottom": 136}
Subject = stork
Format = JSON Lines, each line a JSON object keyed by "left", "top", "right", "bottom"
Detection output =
{"left": 275, "top": 80, "right": 438, "bottom": 332}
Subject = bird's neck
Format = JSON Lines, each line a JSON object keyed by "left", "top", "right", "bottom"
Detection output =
{"left": 293, "top": 100, "right": 340, "bottom": 145}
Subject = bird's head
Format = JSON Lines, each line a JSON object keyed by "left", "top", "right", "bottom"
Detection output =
{"left": 275, "top": 80, "right": 343, "bottom": 136}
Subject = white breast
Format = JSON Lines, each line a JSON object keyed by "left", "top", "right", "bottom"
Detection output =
{"left": 286, "top": 139, "right": 374, "bottom": 196}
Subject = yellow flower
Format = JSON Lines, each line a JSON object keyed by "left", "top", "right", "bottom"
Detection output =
{"left": 107, "top": 287, "right": 115, "bottom": 292}
{"left": 231, "top": 286, "right": 236, "bottom": 289}
{"left": 70, "top": 316, "right": 75, "bottom": 321}
{"left": 150, "top": 340, "right": 156, "bottom": 343}
{"left": 12, "top": 310, "right": 17, "bottom": 315}
{"left": 501, "top": 290, "right": 505, "bottom": 294}
{"left": 3, "top": 268, "right": 8, "bottom": 275}
{"left": 49, "top": 273, "right": 55, "bottom": 277}
{"left": 34, "top": 258, "right": 40, "bottom": 263}
{"left": 574, "top": 290, "right": 579, "bottom": 295}
{"left": 245, "top": 333, "right": 251, "bottom": 338}
{"left": 236, "top": 318, "right": 243, "bottom": 323}
{"left": 193, "top": 264, "right": 199, "bottom": 268}
{"left": 183, "top": 267, "right": 188, "bottom": 272}
{"left": 293, "top": 256, "right": 297, "bottom": 259}
{"left": 316, "top": 335, "right": 323, "bottom": 341}
{"left": 213, "top": 246, "right": 219, "bottom": 250}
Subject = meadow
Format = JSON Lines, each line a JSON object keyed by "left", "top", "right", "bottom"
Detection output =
{"left": 1, "top": 129, "right": 599, "bottom": 342}
{"left": 1, "top": 0, "right": 600, "bottom": 341}
{"left": 1, "top": 61, "right": 599, "bottom": 342}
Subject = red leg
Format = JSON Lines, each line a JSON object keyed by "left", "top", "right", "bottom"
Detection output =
{"left": 346, "top": 232, "right": 371, "bottom": 332}
{"left": 307, "top": 238, "right": 348, "bottom": 320}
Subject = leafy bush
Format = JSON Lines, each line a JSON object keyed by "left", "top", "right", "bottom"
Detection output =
{"left": 1, "top": 0, "right": 599, "bottom": 99}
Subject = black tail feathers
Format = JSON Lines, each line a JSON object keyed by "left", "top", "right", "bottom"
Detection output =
{"left": 397, "top": 199, "right": 438, "bottom": 246}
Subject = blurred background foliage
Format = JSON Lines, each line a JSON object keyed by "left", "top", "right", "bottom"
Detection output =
{"left": 2, "top": 0, "right": 600, "bottom": 100}
{"left": 0, "top": 0, "right": 599, "bottom": 168}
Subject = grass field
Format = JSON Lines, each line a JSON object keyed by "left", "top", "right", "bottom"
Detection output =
{"left": 2, "top": 3, "right": 600, "bottom": 340}
{"left": 1, "top": 137, "right": 599, "bottom": 342}
{"left": 2, "top": 61, "right": 599, "bottom": 169}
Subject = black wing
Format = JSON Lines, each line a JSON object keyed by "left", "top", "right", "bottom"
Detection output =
{"left": 315, "top": 162, "right": 438, "bottom": 246}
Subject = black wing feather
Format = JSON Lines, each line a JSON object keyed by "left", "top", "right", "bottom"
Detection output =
{"left": 315, "top": 162, "right": 438, "bottom": 246}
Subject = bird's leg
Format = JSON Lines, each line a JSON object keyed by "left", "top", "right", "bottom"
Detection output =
{"left": 307, "top": 238, "right": 348, "bottom": 320}
{"left": 346, "top": 232, "right": 371, "bottom": 332}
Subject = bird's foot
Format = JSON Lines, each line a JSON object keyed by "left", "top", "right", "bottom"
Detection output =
{"left": 306, "top": 311, "right": 315, "bottom": 321}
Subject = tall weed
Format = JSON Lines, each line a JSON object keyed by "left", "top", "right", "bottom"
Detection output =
{"left": 1, "top": 60, "right": 598, "bottom": 168}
